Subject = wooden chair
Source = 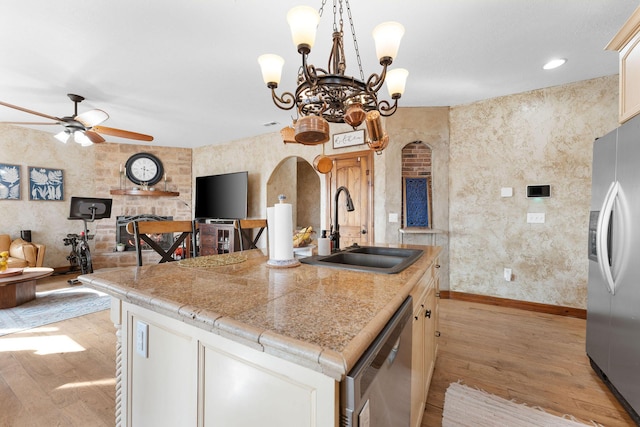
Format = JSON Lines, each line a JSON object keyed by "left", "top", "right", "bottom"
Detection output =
{"left": 234, "top": 219, "right": 267, "bottom": 251}
{"left": 126, "top": 220, "right": 196, "bottom": 266}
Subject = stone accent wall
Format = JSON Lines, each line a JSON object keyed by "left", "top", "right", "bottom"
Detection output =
{"left": 91, "top": 143, "right": 192, "bottom": 269}
{"left": 402, "top": 142, "right": 432, "bottom": 177}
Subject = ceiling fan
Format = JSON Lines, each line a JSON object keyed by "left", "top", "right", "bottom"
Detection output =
{"left": 0, "top": 93, "right": 153, "bottom": 145}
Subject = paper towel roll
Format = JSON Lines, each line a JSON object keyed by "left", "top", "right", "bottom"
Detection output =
{"left": 273, "top": 202, "right": 294, "bottom": 261}
{"left": 317, "top": 237, "right": 331, "bottom": 256}
{"left": 267, "top": 207, "right": 275, "bottom": 259}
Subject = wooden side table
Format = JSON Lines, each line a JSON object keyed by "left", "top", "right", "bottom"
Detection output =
{"left": 0, "top": 267, "right": 54, "bottom": 309}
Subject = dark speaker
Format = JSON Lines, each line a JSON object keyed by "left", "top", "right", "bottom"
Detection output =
{"left": 20, "top": 230, "right": 32, "bottom": 242}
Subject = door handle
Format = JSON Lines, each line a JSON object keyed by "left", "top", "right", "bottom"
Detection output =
{"left": 361, "top": 229, "right": 367, "bottom": 235}
{"left": 597, "top": 181, "right": 618, "bottom": 295}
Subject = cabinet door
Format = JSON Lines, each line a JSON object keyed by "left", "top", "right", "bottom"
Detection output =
{"left": 423, "top": 285, "right": 437, "bottom": 397}
{"left": 198, "top": 224, "right": 238, "bottom": 255}
{"left": 129, "top": 315, "right": 198, "bottom": 426}
{"left": 410, "top": 292, "right": 427, "bottom": 427}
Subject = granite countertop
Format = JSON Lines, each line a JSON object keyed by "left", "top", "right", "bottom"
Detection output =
{"left": 79, "top": 245, "right": 440, "bottom": 381}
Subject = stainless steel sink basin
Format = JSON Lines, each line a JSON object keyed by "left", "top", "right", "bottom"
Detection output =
{"left": 299, "top": 246, "right": 423, "bottom": 274}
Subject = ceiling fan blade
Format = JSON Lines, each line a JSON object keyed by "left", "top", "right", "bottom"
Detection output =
{"left": 93, "top": 125, "right": 154, "bottom": 142}
{"left": 83, "top": 130, "right": 106, "bottom": 144}
{"left": 0, "top": 100, "right": 61, "bottom": 122}
{"left": 0, "top": 121, "right": 59, "bottom": 125}
{"left": 75, "top": 109, "right": 109, "bottom": 127}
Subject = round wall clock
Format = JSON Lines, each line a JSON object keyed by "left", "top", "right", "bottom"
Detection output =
{"left": 125, "top": 152, "right": 164, "bottom": 186}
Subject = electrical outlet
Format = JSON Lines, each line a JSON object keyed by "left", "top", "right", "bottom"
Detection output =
{"left": 527, "top": 213, "right": 545, "bottom": 223}
{"left": 136, "top": 321, "right": 148, "bottom": 358}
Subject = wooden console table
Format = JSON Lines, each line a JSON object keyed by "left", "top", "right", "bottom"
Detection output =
{"left": 0, "top": 267, "right": 54, "bottom": 309}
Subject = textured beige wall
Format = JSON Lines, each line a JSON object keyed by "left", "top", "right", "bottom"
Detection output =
{"left": 449, "top": 76, "right": 619, "bottom": 308}
{"left": 0, "top": 125, "right": 96, "bottom": 267}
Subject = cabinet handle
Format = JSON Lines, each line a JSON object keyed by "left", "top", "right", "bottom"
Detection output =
{"left": 436, "top": 292, "right": 440, "bottom": 298}
{"left": 425, "top": 309, "right": 432, "bottom": 318}
{"left": 435, "top": 331, "right": 441, "bottom": 337}
{"left": 414, "top": 315, "right": 419, "bottom": 321}
{"left": 435, "top": 264, "right": 441, "bottom": 269}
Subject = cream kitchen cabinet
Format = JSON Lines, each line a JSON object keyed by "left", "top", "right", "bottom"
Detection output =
{"left": 607, "top": 6, "right": 640, "bottom": 123}
{"left": 81, "top": 245, "right": 442, "bottom": 427}
{"left": 409, "top": 257, "right": 440, "bottom": 427}
{"left": 116, "top": 302, "right": 337, "bottom": 427}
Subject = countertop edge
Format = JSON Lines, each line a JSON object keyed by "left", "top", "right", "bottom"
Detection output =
{"left": 79, "top": 246, "right": 440, "bottom": 382}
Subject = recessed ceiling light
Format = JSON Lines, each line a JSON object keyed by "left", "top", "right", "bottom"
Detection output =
{"left": 543, "top": 58, "right": 567, "bottom": 70}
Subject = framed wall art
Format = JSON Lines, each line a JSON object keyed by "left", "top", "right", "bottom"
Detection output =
{"left": 0, "top": 163, "right": 21, "bottom": 200}
{"left": 29, "top": 166, "right": 64, "bottom": 201}
{"left": 333, "top": 129, "right": 365, "bottom": 149}
{"left": 403, "top": 177, "right": 431, "bottom": 228}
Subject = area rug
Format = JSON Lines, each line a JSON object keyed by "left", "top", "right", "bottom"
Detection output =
{"left": 442, "top": 382, "right": 602, "bottom": 427}
{"left": 0, "top": 286, "right": 110, "bottom": 336}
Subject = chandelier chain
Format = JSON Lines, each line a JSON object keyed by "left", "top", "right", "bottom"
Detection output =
{"left": 344, "top": 0, "right": 365, "bottom": 82}
{"left": 319, "top": 0, "right": 327, "bottom": 18}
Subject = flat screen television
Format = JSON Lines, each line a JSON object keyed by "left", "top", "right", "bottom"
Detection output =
{"left": 195, "top": 171, "right": 248, "bottom": 220}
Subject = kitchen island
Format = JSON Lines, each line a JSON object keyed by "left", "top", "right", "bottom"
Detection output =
{"left": 80, "top": 245, "right": 441, "bottom": 427}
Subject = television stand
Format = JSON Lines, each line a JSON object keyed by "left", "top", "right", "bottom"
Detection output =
{"left": 203, "top": 218, "right": 235, "bottom": 225}
{"left": 198, "top": 222, "right": 239, "bottom": 255}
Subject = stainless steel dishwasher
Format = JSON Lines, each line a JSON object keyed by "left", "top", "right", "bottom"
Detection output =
{"left": 341, "top": 296, "right": 413, "bottom": 427}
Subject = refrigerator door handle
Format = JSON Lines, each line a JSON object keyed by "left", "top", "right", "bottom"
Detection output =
{"left": 596, "top": 180, "right": 618, "bottom": 295}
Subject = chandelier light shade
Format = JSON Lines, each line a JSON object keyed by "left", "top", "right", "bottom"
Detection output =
{"left": 287, "top": 6, "right": 321, "bottom": 52}
{"left": 258, "top": 0, "right": 409, "bottom": 138}
{"left": 386, "top": 68, "right": 409, "bottom": 98}
{"left": 372, "top": 22, "right": 405, "bottom": 62}
{"left": 258, "top": 54, "right": 285, "bottom": 87}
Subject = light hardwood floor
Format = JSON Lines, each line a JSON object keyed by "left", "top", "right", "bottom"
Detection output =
{"left": 423, "top": 298, "right": 636, "bottom": 426}
{"left": 0, "top": 275, "right": 635, "bottom": 426}
{"left": 0, "top": 275, "right": 116, "bottom": 427}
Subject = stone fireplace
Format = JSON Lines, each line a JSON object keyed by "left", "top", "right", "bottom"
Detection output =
{"left": 116, "top": 214, "right": 174, "bottom": 251}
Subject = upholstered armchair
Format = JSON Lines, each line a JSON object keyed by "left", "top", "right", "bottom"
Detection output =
{"left": 0, "top": 235, "right": 46, "bottom": 268}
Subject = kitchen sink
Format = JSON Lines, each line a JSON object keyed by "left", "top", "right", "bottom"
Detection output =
{"left": 299, "top": 246, "right": 423, "bottom": 274}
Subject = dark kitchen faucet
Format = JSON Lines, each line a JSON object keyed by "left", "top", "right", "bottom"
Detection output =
{"left": 330, "top": 186, "right": 355, "bottom": 252}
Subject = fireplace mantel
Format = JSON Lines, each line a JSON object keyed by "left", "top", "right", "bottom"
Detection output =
{"left": 110, "top": 189, "right": 179, "bottom": 197}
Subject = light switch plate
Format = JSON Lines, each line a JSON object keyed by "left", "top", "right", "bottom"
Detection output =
{"left": 136, "top": 320, "right": 149, "bottom": 358}
{"left": 501, "top": 187, "right": 513, "bottom": 197}
{"left": 388, "top": 213, "right": 398, "bottom": 223}
{"left": 527, "top": 213, "right": 545, "bottom": 224}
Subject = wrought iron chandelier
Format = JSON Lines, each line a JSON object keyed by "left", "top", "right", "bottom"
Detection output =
{"left": 258, "top": 0, "right": 408, "bottom": 146}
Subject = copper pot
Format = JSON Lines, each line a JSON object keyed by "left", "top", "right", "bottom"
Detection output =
{"left": 294, "top": 115, "right": 330, "bottom": 145}
{"left": 313, "top": 155, "right": 333, "bottom": 174}
{"left": 344, "top": 102, "right": 366, "bottom": 128}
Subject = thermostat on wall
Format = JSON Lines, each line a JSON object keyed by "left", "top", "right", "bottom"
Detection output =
{"left": 527, "top": 185, "right": 550, "bottom": 198}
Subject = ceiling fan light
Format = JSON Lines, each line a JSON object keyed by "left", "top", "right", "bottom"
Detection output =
{"left": 76, "top": 109, "right": 109, "bottom": 127}
{"left": 258, "top": 54, "right": 285, "bottom": 86}
{"left": 386, "top": 68, "right": 409, "bottom": 97}
{"left": 287, "top": 5, "right": 320, "bottom": 51}
{"left": 74, "top": 131, "right": 93, "bottom": 146}
{"left": 373, "top": 21, "right": 405, "bottom": 62}
{"left": 54, "top": 130, "right": 70, "bottom": 144}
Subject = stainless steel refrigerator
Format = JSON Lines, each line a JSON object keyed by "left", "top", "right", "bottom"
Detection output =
{"left": 587, "top": 114, "right": 640, "bottom": 424}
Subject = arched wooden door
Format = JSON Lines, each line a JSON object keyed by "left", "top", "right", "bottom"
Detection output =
{"left": 326, "top": 150, "right": 374, "bottom": 248}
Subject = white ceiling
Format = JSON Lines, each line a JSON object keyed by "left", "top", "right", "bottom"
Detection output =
{"left": 1, "top": 0, "right": 637, "bottom": 148}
